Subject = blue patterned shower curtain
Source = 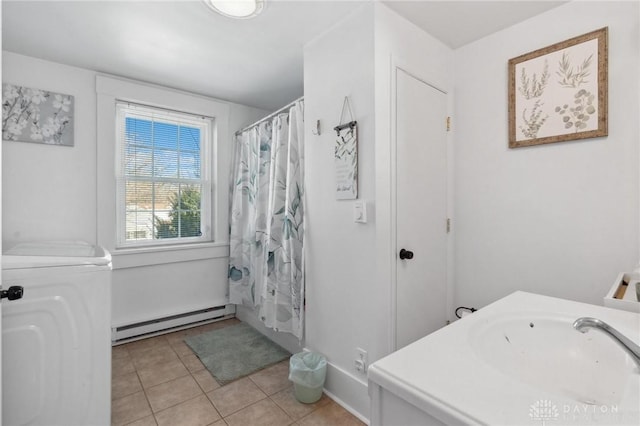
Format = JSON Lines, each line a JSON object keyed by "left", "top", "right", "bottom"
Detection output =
{"left": 228, "top": 100, "right": 305, "bottom": 339}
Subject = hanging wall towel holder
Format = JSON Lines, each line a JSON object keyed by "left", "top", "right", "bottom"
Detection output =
{"left": 334, "top": 96, "right": 357, "bottom": 136}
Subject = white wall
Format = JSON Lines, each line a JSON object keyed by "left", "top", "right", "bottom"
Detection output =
{"left": 304, "top": 1, "right": 639, "bottom": 420}
{"left": 453, "top": 1, "right": 640, "bottom": 310}
{"left": 303, "top": 3, "right": 453, "bottom": 420}
{"left": 303, "top": 4, "right": 376, "bottom": 420}
{"left": 3, "top": 53, "right": 97, "bottom": 245}
{"left": 2, "top": 51, "right": 268, "bottom": 327}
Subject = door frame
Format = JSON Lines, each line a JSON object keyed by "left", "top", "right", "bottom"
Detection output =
{"left": 387, "top": 55, "right": 453, "bottom": 352}
{"left": 1, "top": 4, "right": 4, "bottom": 419}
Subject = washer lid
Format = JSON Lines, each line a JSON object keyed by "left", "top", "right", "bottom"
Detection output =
{"left": 2, "top": 241, "right": 112, "bottom": 269}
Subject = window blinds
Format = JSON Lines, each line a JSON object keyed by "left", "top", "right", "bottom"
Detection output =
{"left": 115, "top": 102, "right": 213, "bottom": 246}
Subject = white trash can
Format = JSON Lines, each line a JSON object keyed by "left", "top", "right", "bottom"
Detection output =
{"left": 288, "top": 352, "right": 327, "bottom": 403}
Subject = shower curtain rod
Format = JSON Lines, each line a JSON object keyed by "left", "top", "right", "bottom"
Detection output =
{"left": 235, "top": 96, "right": 304, "bottom": 136}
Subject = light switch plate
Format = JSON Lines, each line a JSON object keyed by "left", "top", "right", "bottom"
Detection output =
{"left": 354, "top": 200, "right": 367, "bottom": 223}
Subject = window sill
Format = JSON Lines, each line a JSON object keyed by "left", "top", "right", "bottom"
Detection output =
{"left": 111, "top": 241, "right": 230, "bottom": 269}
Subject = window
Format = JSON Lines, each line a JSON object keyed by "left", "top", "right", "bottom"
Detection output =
{"left": 115, "top": 102, "right": 213, "bottom": 247}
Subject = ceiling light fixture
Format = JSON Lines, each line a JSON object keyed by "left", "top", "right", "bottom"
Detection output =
{"left": 203, "top": 0, "right": 265, "bottom": 19}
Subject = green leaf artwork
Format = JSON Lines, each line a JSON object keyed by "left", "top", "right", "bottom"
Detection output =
{"left": 519, "top": 100, "right": 548, "bottom": 139}
{"left": 518, "top": 60, "right": 549, "bottom": 100}
{"left": 509, "top": 27, "right": 607, "bottom": 148}
{"left": 335, "top": 125, "right": 358, "bottom": 200}
{"left": 555, "top": 89, "right": 596, "bottom": 132}
{"left": 557, "top": 52, "right": 593, "bottom": 88}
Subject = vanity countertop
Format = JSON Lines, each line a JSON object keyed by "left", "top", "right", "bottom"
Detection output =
{"left": 368, "top": 291, "right": 640, "bottom": 425}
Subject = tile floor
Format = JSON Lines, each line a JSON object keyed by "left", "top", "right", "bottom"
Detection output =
{"left": 112, "top": 318, "right": 365, "bottom": 426}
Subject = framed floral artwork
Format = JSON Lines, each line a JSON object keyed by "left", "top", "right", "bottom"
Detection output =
{"left": 2, "top": 84, "right": 74, "bottom": 146}
{"left": 508, "top": 27, "right": 608, "bottom": 148}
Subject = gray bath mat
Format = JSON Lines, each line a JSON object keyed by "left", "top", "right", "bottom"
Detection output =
{"left": 184, "top": 322, "right": 291, "bottom": 385}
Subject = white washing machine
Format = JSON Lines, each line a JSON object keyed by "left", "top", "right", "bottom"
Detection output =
{"left": 1, "top": 241, "right": 112, "bottom": 426}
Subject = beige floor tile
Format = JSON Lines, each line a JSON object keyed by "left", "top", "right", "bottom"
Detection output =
{"left": 249, "top": 360, "right": 291, "bottom": 395}
{"left": 146, "top": 375, "right": 203, "bottom": 413}
{"left": 206, "top": 377, "right": 267, "bottom": 417}
{"left": 113, "top": 319, "right": 351, "bottom": 426}
{"left": 112, "top": 371, "right": 143, "bottom": 400}
{"left": 164, "top": 330, "right": 192, "bottom": 346}
{"left": 112, "top": 345, "right": 130, "bottom": 360}
{"left": 111, "top": 391, "right": 152, "bottom": 426}
{"left": 225, "top": 398, "right": 294, "bottom": 426}
{"left": 192, "top": 369, "right": 221, "bottom": 393}
{"left": 125, "top": 415, "right": 157, "bottom": 426}
{"left": 297, "top": 400, "right": 364, "bottom": 426}
{"left": 165, "top": 326, "right": 208, "bottom": 345}
{"left": 131, "top": 345, "right": 180, "bottom": 371}
{"left": 164, "top": 319, "right": 239, "bottom": 346}
{"left": 113, "top": 355, "right": 136, "bottom": 378}
{"left": 155, "top": 394, "right": 221, "bottom": 426}
{"left": 270, "top": 387, "right": 330, "bottom": 420}
{"left": 137, "top": 358, "right": 190, "bottom": 389}
{"left": 170, "top": 340, "right": 195, "bottom": 358}
{"left": 181, "top": 353, "right": 206, "bottom": 373}
{"left": 123, "top": 335, "right": 169, "bottom": 355}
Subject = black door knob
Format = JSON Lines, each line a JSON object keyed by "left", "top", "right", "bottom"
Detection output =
{"left": 1, "top": 286, "right": 24, "bottom": 301}
{"left": 399, "top": 249, "right": 414, "bottom": 260}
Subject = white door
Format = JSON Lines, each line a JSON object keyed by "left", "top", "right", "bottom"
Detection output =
{"left": 1, "top": 47, "right": 3, "bottom": 422}
{"left": 395, "top": 68, "right": 448, "bottom": 349}
{"left": 0, "top": 63, "right": 3, "bottom": 424}
{"left": 0, "top": 80, "right": 3, "bottom": 426}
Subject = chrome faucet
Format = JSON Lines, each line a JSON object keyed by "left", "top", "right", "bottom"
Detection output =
{"left": 573, "top": 317, "right": 640, "bottom": 369}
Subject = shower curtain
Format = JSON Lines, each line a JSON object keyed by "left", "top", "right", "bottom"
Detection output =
{"left": 228, "top": 100, "right": 305, "bottom": 339}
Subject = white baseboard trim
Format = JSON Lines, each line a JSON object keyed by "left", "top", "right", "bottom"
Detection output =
{"left": 111, "top": 305, "right": 234, "bottom": 343}
{"left": 323, "top": 387, "right": 370, "bottom": 425}
{"left": 318, "top": 357, "right": 370, "bottom": 424}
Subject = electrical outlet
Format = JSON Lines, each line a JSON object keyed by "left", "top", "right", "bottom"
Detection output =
{"left": 354, "top": 347, "right": 368, "bottom": 373}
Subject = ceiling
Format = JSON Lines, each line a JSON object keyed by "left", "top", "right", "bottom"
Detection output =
{"left": 383, "top": 1, "right": 567, "bottom": 49}
{"left": 2, "top": 1, "right": 566, "bottom": 110}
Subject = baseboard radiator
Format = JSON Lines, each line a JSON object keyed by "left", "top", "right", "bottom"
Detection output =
{"left": 112, "top": 304, "right": 235, "bottom": 344}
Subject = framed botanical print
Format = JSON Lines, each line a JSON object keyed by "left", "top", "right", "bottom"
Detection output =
{"left": 508, "top": 27, "right": 608, "bottom": 148}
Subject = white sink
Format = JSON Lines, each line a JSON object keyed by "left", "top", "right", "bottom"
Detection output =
{"left": 469, "top": 312, "right": 637, "bottom": 406}
{"left": 369, "top": 292, "right": 640, "bottom": 425}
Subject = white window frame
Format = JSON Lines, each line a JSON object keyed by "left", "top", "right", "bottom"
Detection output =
{"left": 97, "top": 75, "right": 230, "bottom": 268}
{"left": 115, "top": 102, "right": 213, "bottom": 248}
